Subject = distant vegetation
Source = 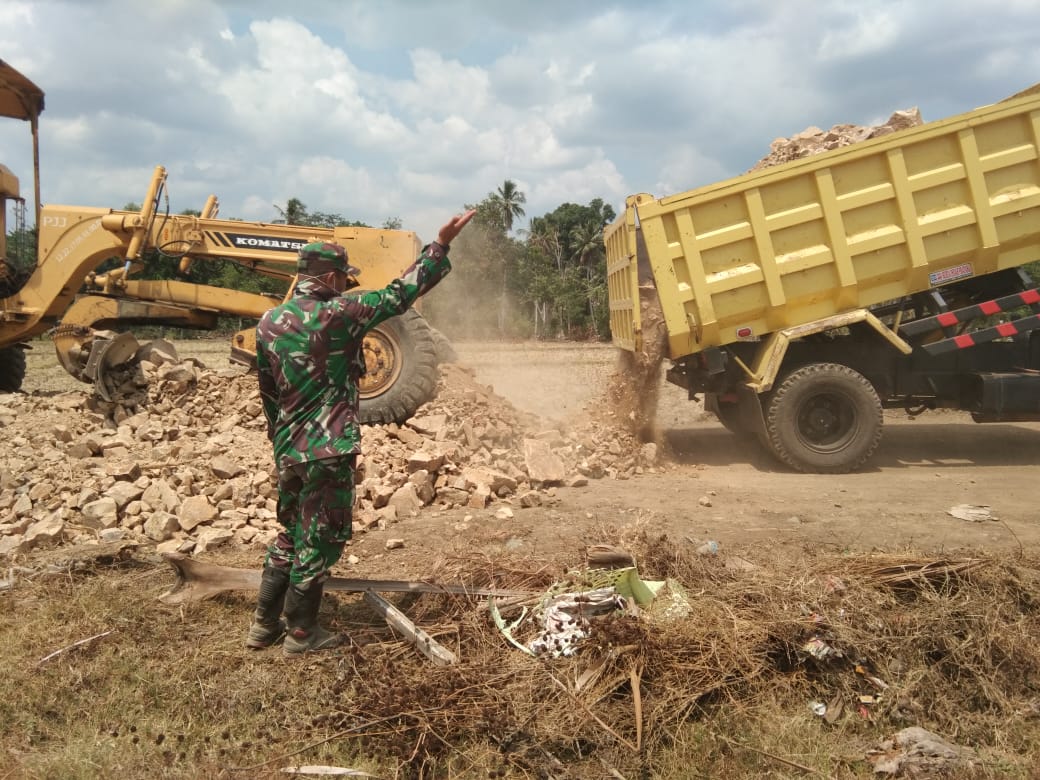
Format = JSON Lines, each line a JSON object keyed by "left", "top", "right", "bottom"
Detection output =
{"left": 4, "top": 180, "right": 617, "bottom": 341}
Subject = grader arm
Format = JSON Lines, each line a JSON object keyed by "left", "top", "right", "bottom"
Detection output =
{"left": 0, "top": 163, "right": 445, "bottom": 422}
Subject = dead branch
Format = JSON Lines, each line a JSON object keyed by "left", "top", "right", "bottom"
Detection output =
{"left": 36, "top": 630, "right": 113, "bottom": 668}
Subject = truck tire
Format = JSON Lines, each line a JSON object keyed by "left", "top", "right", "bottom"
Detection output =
{"left": 0, "top": 346, "right": 26, "bottom": 393}
{"left": 705, "top": 393, "right": 756, "bottom": 437}
{"left": 358, "top": 309, "right": 439, "bottom": 425}
{"left": 763, "top": 363, "right": 882, "bottom": 473}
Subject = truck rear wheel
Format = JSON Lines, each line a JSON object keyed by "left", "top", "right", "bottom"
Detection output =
{"left": 358, "top": 309, "right": 439, "bottom": 425}
{"left": 763, "top": 363, "right": 882, "bottom": 473}
{"left": 705, "top": 393, "right": 756, "bottom": 437}
{"left": 0, "top": 345, "right": 26, "bottom": 393}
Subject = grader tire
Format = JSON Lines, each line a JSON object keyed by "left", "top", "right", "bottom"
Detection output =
{"left": 0, "top": 346, "right": 26, "bottom": 393}
{"left": 358, "top": 309, "right": 439, "bottom": 425}
{"left": 429, "top": 326, "right": 458, "bottom": 364}
{"left": 763, "top": 363, "right": 882, "bottom": 474}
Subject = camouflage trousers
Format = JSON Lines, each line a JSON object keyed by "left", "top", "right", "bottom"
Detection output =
{"left": 265, "top": 456, "right": 356, "bottom": 588}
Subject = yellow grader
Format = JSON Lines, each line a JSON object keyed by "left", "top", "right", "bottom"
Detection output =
{"left": 0, "top": 59, "right": 443, "bottom": 423}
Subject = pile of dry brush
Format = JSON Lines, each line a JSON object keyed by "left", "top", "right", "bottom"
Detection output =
{"left": 230, "top": 533, "right": 1040, "bottom": 777}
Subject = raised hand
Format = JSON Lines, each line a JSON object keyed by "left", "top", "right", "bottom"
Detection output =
{"left": 437, "top": 209, "right": 477, "bottom": 247}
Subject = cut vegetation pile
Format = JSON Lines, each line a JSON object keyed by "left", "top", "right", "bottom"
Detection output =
{"left": 3, "top": 532, "right": 1038, "bottom": 778}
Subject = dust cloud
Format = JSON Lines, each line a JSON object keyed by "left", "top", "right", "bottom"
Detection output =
{"left": 602, "top": 287, "right": 669, "bottom": 441}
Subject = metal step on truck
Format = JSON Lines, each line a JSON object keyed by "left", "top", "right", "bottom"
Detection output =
{"left": 605, "top": 84, "right": 1040, "bottom": 473}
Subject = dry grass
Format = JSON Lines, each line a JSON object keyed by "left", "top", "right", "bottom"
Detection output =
{"left": 3, "top": 536, "right": 1040, "bottom": 779}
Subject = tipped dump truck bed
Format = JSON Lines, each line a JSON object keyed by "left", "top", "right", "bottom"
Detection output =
{"left": 606, "top": 87, "right": 1040, "bottom": 359}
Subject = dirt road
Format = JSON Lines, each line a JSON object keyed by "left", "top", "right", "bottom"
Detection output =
{"left": 18, "top": 338, "right": 1040, "bottom": 570}
{"left": 443, "top": 342, "right": 1040, "bottom": 560}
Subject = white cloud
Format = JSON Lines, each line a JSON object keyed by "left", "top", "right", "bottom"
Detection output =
{"left": 817, "top": 7, "right": 901, "bottom": 60}
{"left": 529, "top": 157, "right": 626, "bottom": 208}
{"left": 0, "top": 1, "right": 32, "bottom": 27}
{"left": 0, "top": 0, "right": 1036, "bottom": 243}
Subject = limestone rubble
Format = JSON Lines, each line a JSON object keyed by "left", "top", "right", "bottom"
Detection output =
{"left": 748, "top": 107, "right": 924, "bottom": 172}
{"left": 0, "top": 348, "right": 657, "bottom": 558}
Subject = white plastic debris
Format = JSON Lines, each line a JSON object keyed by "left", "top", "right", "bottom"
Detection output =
{"left": 947, "top": 504, "right": 996, "bottom": 522}
{"left": 281, "top": 766, "right": 377, "bottom": 776}
{"left": 528, "top": 587, "right": 626, "bottom": 657}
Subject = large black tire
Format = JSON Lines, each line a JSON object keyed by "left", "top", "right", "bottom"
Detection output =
{"left": 762, "top": 363, "right": 882, "bottom": 473}
{"left": 0, "top": 345, "right": 26, "bottom": 393}
{"left": 705, "top": 393, "right": 756, "bottom": 438}
{"left": 429, "top": 326, "right": 458, "bottom": 364}
{"left": 358, "top": 309, "right": 439, "bottom": 425}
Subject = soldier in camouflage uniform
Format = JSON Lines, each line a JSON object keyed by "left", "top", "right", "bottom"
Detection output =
{"left": 246, "top": 210, "right": 475, "bottom": 654}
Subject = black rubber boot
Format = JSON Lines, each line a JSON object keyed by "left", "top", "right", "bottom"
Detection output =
{"left": 282, "top": 582, "right": 344, "bottom": 655}
{"left": 245, "top": 565, "right": 290, "bottom": 649}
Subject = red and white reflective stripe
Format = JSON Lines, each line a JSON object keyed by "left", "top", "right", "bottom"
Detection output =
{"left": 924, "top": 313, "right": 1040, "bottom": 355}
{"left": 902, "top": 287, "right": 1040, "bottom": 338}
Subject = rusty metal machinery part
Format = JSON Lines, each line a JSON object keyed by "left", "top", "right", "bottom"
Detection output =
{"left": 360, "top": 326, "right": 403, "bottom": 399}
{"left": 51, "top": 325, "right": 142, "bottom": 399}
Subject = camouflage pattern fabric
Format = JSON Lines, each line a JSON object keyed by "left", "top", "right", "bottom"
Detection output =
{"left": 256, "top": 241, "right": 451, "bottom": 470}
{"left": 265, "top": 457, "right": 356, "bottom": 587}
{"left": 296, "top": 241, "right": 361, "bottom": 277}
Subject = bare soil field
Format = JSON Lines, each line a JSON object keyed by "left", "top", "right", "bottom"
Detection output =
{"left": 447, "top": 341, "right": 1040, "bottom": 558}
{"left": 25, "top": 337, "right": 1032, "bottom": 561}
{"left": 5, "top": 337, "right": 1040, "bottom": 778}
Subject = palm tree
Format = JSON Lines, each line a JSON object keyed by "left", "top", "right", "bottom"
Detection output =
{"left": 570, "top": 219, "right": 606, "bottom": 335}
{"left": 273, "top": 198, "right": 308, "bottom": 225}
{"left": 490, "top": 179, "right": 526, "bottom": 232}
{"left": 570, "top": 219, "right": 603, "bottom": 275}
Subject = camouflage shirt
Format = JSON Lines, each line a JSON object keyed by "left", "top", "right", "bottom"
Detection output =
{"left": 256, "top": 242, "right": 451, "bottom": 470}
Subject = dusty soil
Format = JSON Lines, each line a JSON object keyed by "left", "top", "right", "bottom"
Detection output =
{"left": 433, "top": 342, "right": 1040, "bottom": 563}
{"left": 8, "top": 337, "right": 1040, "bottom": 778}
{"left": 16, "top": 337, "right": 1040, "bottom": 581}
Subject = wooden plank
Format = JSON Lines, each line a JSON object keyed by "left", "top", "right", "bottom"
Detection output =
{"left": 157, "top": 551, "right": 531, "bottom": 606}
{"left": 362, "top": 590, "right": 457, "bottom": 666}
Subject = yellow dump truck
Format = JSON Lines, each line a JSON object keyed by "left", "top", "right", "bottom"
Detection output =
{"left": 605, "top": 85, "right": 1040, "bottom": 472}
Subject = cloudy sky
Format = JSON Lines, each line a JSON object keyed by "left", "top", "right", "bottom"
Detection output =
{"left": 1, "top": 0, "right": 1037, "bottom": 241}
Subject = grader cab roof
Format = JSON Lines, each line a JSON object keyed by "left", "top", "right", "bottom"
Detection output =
{"left": 0, "top": 58, "right": 45, "bottom": 121}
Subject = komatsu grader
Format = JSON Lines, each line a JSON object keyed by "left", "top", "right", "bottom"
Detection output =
{"left": 0, "top": 59, "right": 443, "bottom": 423}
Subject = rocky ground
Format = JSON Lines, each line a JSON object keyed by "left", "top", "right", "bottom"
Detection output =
{"left": 0, "top": 341, "right": 657, "bottom": 560}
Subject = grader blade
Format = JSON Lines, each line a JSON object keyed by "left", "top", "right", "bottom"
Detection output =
{"left": 52, "top": 327, "right": 142, "bottom": 399}
{"left": 83, "top": 331, "right": 141, "bottom": 401}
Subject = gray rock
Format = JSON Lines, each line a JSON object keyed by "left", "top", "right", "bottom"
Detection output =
{"left": 143, "top": 511, "right": 180, "bottom": 542}
{"left": 142, "top": 479, "right": 180, "bottom": 514}
{"left": 178, "top": 495, "right": 217, "bottom": 532}
{"left": 210, "top": 456, "right": 245, "bottom": 480}
{"left": 24, "top": 514, "right": 66, "bottom": 549}
{"left": 388, "top": 483, "right": 423, "bottom": 517}
{"left": 195, "top": 526, "right": 234, "bottom": 552}
{"left": 106, "top": 481, "right": 144, "bottom": 510}
{"left": 81, "top": 497, "right": 120, "bottom": 529}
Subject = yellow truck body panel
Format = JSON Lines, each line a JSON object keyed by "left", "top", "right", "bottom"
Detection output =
{"left": 605, "top": 87, "right": 1040, "bottom": 360}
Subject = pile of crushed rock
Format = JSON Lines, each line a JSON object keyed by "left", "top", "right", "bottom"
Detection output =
{"left": 0, "top": 343, "right": 658, "bottom": 558}
{"left": 748, "top": 107, "right": 924, "bottom": 172}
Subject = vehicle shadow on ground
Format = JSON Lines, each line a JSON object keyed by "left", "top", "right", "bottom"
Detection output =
{"left": 870, "top": 422, "right": 1040, "bottom": 468}
{"left": 661, "top": 422, "right": 1040, "bottom": 470}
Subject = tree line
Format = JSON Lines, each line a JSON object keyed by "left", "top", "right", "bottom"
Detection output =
{"left": 2, "top": 180, "right": 616, "bottom": 340}
{"left": 265, "top": 183, "right": 616, "bottom": 341}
